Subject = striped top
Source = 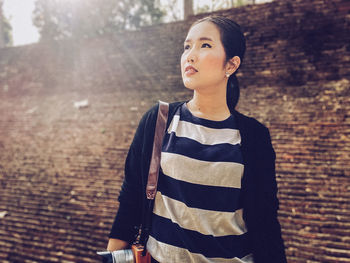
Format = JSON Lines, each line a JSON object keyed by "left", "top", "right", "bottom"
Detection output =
{"left": 147, "top": 103, "right": 254, "bottom": 263}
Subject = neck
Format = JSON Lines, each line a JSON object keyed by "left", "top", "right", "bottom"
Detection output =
{"left": 187, "top": 87, "right": 231, "bottom": 121}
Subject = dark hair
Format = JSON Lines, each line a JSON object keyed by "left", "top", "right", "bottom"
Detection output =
{"left": 191, "top": 16, "right": 246, "bottom": 112}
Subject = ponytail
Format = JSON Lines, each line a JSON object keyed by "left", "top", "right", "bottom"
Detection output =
{"left": 226, "top": 73, "right": 240, "bottom": 114}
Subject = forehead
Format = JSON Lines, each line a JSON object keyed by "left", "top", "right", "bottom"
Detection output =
{"left": 185, "top": 21, "right": 221, "bottom": 42}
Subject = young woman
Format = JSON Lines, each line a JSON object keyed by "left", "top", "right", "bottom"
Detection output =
{"left": 107, "top": 16, "right": 287, "bottom": 263}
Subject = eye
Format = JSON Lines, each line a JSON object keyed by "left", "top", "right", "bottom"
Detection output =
{"left": 184, "top": 44, "right": 190, "bottom": 50}
{"left": 202, "top": 43, "right": 212, "bottom": 48}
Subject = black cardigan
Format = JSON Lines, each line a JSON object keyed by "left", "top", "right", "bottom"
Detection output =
{"left": 109, "top": 102, "right": 287, "bottom": 263}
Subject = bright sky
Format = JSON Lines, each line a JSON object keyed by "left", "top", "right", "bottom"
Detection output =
{"left": 3, "top": 0, "right": 39, "bottom": 46}
{"left": 3, "top": 0, "right": 270, "bottom": 47}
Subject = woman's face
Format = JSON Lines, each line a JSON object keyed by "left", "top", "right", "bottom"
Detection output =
{"left": 181, "top": 21, "right": 228, "bottom": 92}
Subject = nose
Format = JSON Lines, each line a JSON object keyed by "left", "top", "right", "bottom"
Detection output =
{"left": 186, "top": 47, "right": 197, "bottom": 63}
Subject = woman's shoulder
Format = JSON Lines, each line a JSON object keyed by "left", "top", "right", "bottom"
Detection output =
{"left": 233, "top": 109, "right": 269, "bottom": 133}
{"left": 142, "top": 101, "right": 184, "bottom": 119}
{"left": 138, "top": 101, "right": 185, "bottom": 127}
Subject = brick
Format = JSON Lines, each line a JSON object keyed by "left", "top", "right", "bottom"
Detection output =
{"left": 0, "top": 0, "right": 349, "bottom": 262}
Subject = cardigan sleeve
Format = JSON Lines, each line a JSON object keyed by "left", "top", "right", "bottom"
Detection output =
{"left": 109, "top": 105, "right": 158, "bottom": 243}
{"left": 108, "top": 102, "right": 182, "bottom": 243}
{"left": 251, "top": 125, "right": 287, "bottom": 263}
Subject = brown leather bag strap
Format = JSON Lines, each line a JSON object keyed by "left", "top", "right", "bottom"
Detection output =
{"left": 139, "top": 101, "right": 169, "bottom": 249}
{"left": 146, "top": 100, "right": 169, "bottom": 200}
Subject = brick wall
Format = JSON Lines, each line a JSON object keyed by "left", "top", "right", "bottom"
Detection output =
{"left": 0, "top": 0, "right": 349, "bottom": 262}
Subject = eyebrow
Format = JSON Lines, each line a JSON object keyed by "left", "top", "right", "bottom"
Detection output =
{"left": 184, "top": 37, "right": 214, "bottom": 43}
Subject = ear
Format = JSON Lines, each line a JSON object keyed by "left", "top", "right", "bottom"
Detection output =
{"left": 226, "top": 56, "right": 241, "bottom": 75}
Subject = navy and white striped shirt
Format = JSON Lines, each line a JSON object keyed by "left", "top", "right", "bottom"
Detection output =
{"left": 147, "top": 103, "right": 254, "bottom": 263}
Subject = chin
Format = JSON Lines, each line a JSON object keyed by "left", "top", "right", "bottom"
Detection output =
{"left": 184, "top": 84, "right": 195, "bottom": 90}
{"left": 182, "top": 79, "right": 198, "bottom": 91}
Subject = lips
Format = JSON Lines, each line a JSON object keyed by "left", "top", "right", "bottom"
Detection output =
{"left": 184, "top": 65, "right": 198, "bottom": 74}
